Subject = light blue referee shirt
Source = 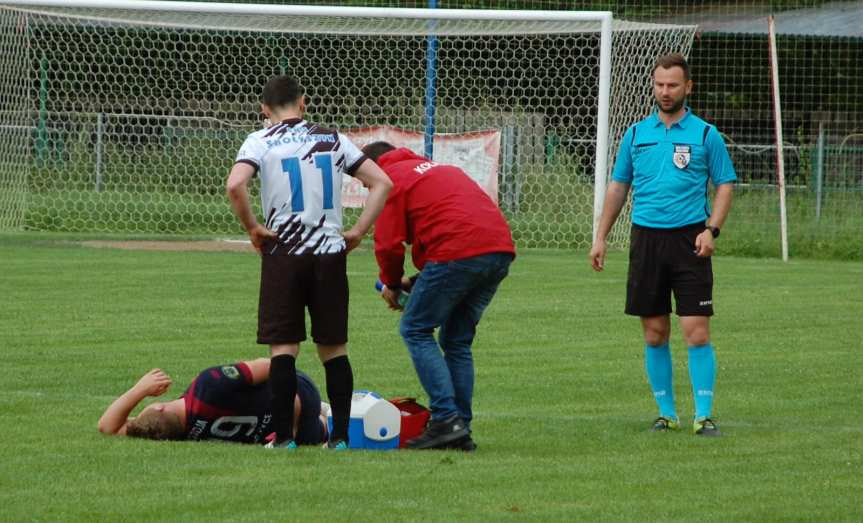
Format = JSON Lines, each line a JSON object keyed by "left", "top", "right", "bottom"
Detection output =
{"left": 612, "top": 108, "right": 737, "bottom": 228}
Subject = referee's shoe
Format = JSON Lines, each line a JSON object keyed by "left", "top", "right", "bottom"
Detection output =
{"left": 406, "top": 414, "right": 469, "bottom": 449}
{"left": 693, "top": 417, "right": 721, "bottom": 437}
{"left": 650, "top": 416, "right": 680, "bottom": 432}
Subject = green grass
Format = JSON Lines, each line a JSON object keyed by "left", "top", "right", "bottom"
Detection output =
{"left": 1, "top": 232, "right": 862, "bottom": 520}
{"left": 721, "top": 187, "right": 863, "bottom": 260}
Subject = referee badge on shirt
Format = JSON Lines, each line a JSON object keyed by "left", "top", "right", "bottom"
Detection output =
{"left": 672, "top": 145, "right": 691, "bottom": 169}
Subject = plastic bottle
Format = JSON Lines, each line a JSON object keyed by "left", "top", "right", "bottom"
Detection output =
{"left": 375, "top": 280, "right": 410, "bottom": 308}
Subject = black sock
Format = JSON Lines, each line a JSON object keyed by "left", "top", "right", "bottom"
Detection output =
{"left": 324, "top": 355, "right": 353, "bottom": 442}
{"left": 269, "top": 354, "right": 297, "bottom": 443}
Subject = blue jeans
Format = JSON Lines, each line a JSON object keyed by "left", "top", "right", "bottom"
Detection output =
{"left": 399, "top": 252, "right": 513, "bottom": 427}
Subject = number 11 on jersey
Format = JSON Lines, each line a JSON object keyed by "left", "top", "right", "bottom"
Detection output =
{"left": 280, "top": 153, "right": 335, "bottom": 213}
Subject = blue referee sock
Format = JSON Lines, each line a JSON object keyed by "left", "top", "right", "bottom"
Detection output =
{"left": 645, "top": 343, "right": 677, "bottom": 420}
{"left": 688, "top": 343, "right": 716, "bottom": 419}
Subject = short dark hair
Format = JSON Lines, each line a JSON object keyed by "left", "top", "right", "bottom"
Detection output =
{"left": 262, "top": 75, "right": 305, "bottom": 109}
{"left": 653, "top": 53, "right": 690, "bottom": 80}
{"left": 362, "top": 141, "right": 396, "bottom": 162}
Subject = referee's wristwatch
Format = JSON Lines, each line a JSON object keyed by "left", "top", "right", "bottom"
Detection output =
{"left": 707, "top": 225, "right": 720, "bottom": 238}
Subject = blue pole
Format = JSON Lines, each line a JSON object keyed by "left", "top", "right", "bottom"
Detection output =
{"left": 424, "top": 0, "right": 438, "bottom": 159}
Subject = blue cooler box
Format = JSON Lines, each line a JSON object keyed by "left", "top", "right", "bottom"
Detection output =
{"left": 327, "top": 390, "right": 400, "bottom": 450}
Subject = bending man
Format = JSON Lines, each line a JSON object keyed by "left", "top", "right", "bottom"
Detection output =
{"left": 364, "top": 141, "right": 515, "bottom": 450}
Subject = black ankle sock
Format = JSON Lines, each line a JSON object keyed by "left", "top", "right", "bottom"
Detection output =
{"left": 323, "top": 355, "right": 353, "bottom": 441}
{"left": 269, "top": 354, "right": 297, "bottom": 442}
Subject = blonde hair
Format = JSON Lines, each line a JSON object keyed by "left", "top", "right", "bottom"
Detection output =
{"left": 126, "top": 408, "right": 185, "bottom": 441}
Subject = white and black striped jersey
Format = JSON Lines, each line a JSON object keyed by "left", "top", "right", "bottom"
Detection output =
{"left": 234, "top": 118, "right": 367, "bottom": 255}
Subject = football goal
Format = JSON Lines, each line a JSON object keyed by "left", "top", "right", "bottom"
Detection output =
{"left": 0, "top": 0, "right": 695, "bottom": 248}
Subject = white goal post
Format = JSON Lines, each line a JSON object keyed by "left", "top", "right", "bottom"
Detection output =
{"left": 0, "top": 0, "right": 695, "bottom": 248}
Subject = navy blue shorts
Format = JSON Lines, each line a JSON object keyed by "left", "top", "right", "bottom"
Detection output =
{"left": 295, "top": 371, "right": 326, "bottom": 445}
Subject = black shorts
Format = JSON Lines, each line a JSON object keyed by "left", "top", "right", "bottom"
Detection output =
{"left": 625, "top": 223, "right": 714, "bottom": 317}
{"left": 257, "top": 251, "right": 348, "bottom": 345}
{"left": 295, "top": 371, "right": 326, "bottom": 445}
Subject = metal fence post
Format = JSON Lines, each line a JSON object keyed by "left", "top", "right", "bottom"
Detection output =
{"left": 95, "top": 112, "right": 103, "bottom": 192}
{"left": 815, "top": 120, "right": 824, "bottom": 221}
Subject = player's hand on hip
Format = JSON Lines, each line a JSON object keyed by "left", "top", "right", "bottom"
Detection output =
{"left": 694, "top": 230, "right": 715, "bottom": 257}
{"left": 248, "top": 224, "right": 276, "bottom": 255}
{"left": 136, "top": 368, "right": 173, "bottom": 397}
{"left": 381, "top": 287, "right": 403, "bottom": 311}
{"left": 342, "top": 228, "right": 363, "bottom": 252}
{"left": 589, "top": 240, "right": 607, "bottom": 271}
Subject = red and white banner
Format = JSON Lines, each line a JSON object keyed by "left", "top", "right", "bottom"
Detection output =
{"left": 342, "top": 126, "right": 501, "bottom": 208}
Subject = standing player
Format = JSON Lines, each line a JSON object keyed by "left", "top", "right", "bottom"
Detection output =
{"left": 226, "top": 75, "right": 392, "bottom": 449}
{"left": 98, "top": 359, "right": 328, "bottom": 445}
{"left": 589, "top": 54, "right": 736, "bottom": 436}
{"left": 363, "top": 141, "right": 515, "bottom": 450}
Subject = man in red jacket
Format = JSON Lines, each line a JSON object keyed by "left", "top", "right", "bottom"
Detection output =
{"left": 362, "top": 141, "right": 515, "bottom": 451}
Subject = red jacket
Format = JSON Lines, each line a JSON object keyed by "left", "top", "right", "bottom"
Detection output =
{"left": 374, "top": 148, "right": 515, "bottom": 288}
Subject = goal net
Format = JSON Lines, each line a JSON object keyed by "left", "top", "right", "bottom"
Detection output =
{"left": 0, "top": 0, "right": 695, "bottom": 249}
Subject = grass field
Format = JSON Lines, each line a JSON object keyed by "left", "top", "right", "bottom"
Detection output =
{"left": 2, "top": 232, "right": 862, "bottom": 521}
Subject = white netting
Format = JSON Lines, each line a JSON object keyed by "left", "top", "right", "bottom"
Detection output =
{"left": 0, "top": 2, "right": 694, "bottom": 248}
{"left": 0, "top": 8, "right": 28, "bottom": 230}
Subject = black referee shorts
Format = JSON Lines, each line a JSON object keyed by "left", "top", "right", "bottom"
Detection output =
{"left": 625, "top": 223, "right": 714, "bottom": 317}
{"left": 257, "top": 251, "right": 349, "bottom": 346}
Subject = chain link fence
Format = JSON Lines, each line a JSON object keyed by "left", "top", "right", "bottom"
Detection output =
{"left": 1, "top": 1, "right": 860, "bottom": 258}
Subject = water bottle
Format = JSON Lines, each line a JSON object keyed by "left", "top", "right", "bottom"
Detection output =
{"left": 375, "top": 280, "right": 410, "bottom": 308}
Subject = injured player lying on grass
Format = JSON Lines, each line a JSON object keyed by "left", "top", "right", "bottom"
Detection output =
{"left": 98, "top": 358, "right": 328, "bottom": 445}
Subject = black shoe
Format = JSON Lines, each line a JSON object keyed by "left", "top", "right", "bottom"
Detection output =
{"left": 693, "top": 417, "right": 721, "bottom": 437}
{"left": 649, "top": 416, "right": 680, "bottom": 432}
{"left": 406, "top": 415, "right": 469, "bottom": 450}
{"left": 447, "top": 435, "right": 477, "bottom": 452}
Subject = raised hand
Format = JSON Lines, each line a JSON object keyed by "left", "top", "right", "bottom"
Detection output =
{"left": 135, "top": 368, "right": 173, "bottom": 397}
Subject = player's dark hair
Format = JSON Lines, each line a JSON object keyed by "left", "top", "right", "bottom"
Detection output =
{"left": 126, "top": 409, "right": 185, "bottom": 441}
{"left": 262, "top": 75, "right": 305, "bottom": 109}
{"left": 362, "top": 141, "right": 396, "bottom": 162}
{"left": 653, "top": 53, "right": 690, "bottom": 80}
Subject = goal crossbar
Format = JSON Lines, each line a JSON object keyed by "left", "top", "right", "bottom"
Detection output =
{"left": 1, "top": 0, "right": 612, "bottom": 24}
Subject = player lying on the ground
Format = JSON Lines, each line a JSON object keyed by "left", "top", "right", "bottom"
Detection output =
{"left": 98, "top": 358, "right": 327, "bottom": 445}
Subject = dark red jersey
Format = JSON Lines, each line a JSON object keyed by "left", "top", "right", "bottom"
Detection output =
{"left": 182, "top": 364, "right": 323, "bottom": 445}
{"left": 373, "top": 148, "right": 515, "bottom": 288}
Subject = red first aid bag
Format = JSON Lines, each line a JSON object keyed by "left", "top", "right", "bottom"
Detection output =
{"left": 388, "top": 397, "right": 430, "bottom": 448}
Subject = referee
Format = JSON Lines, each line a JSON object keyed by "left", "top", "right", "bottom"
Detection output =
{"left": 590, "top": 53, "right": 736, "bottom": 436}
